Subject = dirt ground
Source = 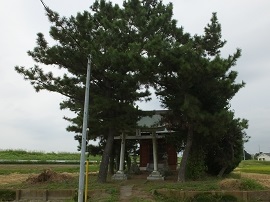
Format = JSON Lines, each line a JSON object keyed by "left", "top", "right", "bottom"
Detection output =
{"left": 0, "top": 169, "right": 78, "bottom": 186}
{"left": 0, "top": 173, "right": 29, "bottom": 185}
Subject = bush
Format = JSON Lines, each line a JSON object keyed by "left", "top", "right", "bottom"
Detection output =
{"left": 240, "top": 178, "right": 265, "bottom": 190}
{"left": 192, "top": 193, "right": 237, "bottom": 202}
{"left": 186, "top": 147, "right": 206, "bottom": 180}
{"left": 204, "top": 145, "right": 242, "bottom": 176}
{"left": 0, "top": 189, "right": 16, "bottom": 201}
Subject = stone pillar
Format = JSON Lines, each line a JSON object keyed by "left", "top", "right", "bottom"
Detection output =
{"left": 147, "top": 132, "right": 164, "bottom": 180}
{"left": 112, "top": 133, "right": 128, "bottom": 180}
{"left": 119, "top": 133, "right": 126, "bottom": 172}
{"left": 152, "top": 133, "right": 158, "bottom": 171}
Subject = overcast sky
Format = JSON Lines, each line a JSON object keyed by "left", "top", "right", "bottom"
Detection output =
{"left": 0, "top": 0, "right": 269, "bottom": 154}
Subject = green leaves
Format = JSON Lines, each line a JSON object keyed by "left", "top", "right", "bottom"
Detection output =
{"left": 15, "top": 0, "right": 187, "bottom": 142}
{"left": 202, "top": 12, "right": 226, "bottom": 56}
{"left": 152, "top": 12, "right": 248, "bottom": 178}
{"left": 15, "top": 1, "right": 248, "bottom": 178}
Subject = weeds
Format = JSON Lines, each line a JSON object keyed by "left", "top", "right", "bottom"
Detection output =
{"left": 240, "top": 178, "right": 265, "bottom": 190}
{"left": 0, "top": 189, "right": 16, "bottom": 201}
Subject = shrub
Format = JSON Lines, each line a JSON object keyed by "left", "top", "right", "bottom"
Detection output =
{"left": 186, "top": 147, "right": 206, "bottom": 180}
{"left": 192, "top": 193, "right": 237, "bottom": 202}
{"left": 240, "top": 178, "right": 265, "bottom": 190}
{"left": 0, "top": 189, "right": 16, "bottom": 201}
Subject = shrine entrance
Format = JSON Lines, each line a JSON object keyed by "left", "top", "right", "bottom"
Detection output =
{"left": 112, "top": 110, "right": 178, "bottom": 180}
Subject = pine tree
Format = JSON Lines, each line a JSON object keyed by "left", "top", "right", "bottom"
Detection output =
{"left": 204, "top": 111, "right": 249, "bottom": 177}
{"left": 155, "top": 13, "right": 246, "bottom": 182}
{"left": 15, "top": 0, "right": 186, "bottom": 182}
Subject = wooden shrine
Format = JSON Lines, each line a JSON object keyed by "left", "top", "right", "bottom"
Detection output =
{"left": 112, "top": 110, "right": 178, "bottom": 180}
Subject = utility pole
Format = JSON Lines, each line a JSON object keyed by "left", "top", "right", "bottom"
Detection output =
{"left": 78, "top": 55, "right": 91, "bottom": 202}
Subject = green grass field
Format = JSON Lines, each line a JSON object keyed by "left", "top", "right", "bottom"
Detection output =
{"left": 1, "top": 150, "right": 270, "bottom": 175}
{"left": 236, "top": 160, "right": 270, "bottom": 174}
{"left": 0, "top": 149, "right": 101, "bottom": 162}
{"left": 2, "top": 150, "right": 269, "bottom": 174}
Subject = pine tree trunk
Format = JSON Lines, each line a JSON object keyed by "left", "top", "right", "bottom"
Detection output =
{"left": 115, "top": 153, "right": 120, "bottom": 171}
{"left": 178, "top": 125, "right": 193, "bottom": 182}
{"left": 218, "top": 143, "right": 233, "bottom": 177}
{"left": 98, "top": 128, "right": 114, "bottom": 183}
{"left": 218, "top": 165, "right": 228, "bottom": 178}
{"left": 109, "top": 153, "right": 115, "bottom": 175}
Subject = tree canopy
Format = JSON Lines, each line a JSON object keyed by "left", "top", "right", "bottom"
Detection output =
{"left": 15, "top": 0, "right": 188, "bottom": 182}
{"left": 15, "top": 0, "right": 247, "bottom": 183}
{"left": 154, "top": 13, "right": 246, "bottom": 181}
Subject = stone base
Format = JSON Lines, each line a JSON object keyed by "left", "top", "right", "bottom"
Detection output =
{"left": 147, "top": 171, "right": 164, "bottom": 180}
{"left": 112, "top": 171, "right": 128, "bottom": 180}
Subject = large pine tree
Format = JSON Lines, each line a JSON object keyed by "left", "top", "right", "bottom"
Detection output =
{"left": 155, "top": 13, "right": 246, "bottom": 182}
{"left": 15, "top": 0, "right": 186, "bottom": 182}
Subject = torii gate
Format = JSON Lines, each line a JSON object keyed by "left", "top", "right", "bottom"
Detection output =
{"left": 112, "top": 110, "right": 177, "bottom": 180}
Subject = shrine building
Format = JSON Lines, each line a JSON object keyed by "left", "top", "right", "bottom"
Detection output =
{"left": 112, "top": 110, "right": 178, "bottom": 180}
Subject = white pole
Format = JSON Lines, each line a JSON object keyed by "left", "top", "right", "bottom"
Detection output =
{"left": 78, "top": 55, "right": 91, "bottom": 202}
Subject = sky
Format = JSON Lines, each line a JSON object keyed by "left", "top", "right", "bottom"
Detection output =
{"left": 0, "top": 0, "right": 269, "bottom": 154}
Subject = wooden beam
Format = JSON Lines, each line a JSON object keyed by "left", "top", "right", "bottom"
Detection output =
{"left": 114, "top": 135, "right": 165, "bottom": 140}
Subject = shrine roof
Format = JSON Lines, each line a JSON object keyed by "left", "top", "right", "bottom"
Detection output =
{"left": 137, "top": 110, "right": 167, "bottom": 128}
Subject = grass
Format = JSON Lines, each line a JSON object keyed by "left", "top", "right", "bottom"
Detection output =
{"left": 0, "top": 164, "right": 79, "bottom": 175}
{"left": 0, "top": 149, "right": 102, "bottom": 162}
{"left": 0, "top": 164, "right": 100, "bottom": 175}
{"left": 0, "top": 151, "right": 269, "bottom": 201}
{"left": 240, "top": 178, "right": 265, "bottom": 190}
{"left": 236, "top": 160, "right": 270, "bottom": 174}
{"left": 141, "top": 177, "right": 220, "bottom": 192}
{"left": 0, "top": 190, "right": 16, "bottom": 201}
